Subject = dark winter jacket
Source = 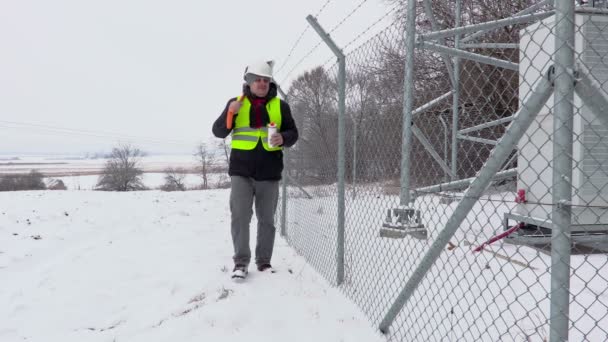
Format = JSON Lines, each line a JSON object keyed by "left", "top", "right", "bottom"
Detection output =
{"left": 212, "top": 83, "right": 298, "bottom": 181}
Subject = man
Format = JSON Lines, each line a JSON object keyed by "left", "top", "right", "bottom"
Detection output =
{"left": 212, "top": 60, "right": 298, "bottom": 280}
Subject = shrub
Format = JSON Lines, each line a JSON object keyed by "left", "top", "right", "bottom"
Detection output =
{"left": 0, "top": 170, "right": 47, "bottom": 191}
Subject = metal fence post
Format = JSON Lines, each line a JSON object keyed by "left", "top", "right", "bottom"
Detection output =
{"left": 277, "top": 86, "right": 289, "bottom": 238}
{"left": 550, "top": 0, "right": 575, "bottom": 340}
{"left": 400, "top": 0, "right": 417, "bottom": 206}
{"left": 438, "top": 114, "right": 449, "bottom": 182}
{"left": 452, "top": 0, "right": 461, "bottom": 180}
{"left": 280, "top": 151, "right": 288, "bottom": 238}
{"left": 306, "top": 14, "right": 346, "bottom": 285}
{"left": 352, "top": 119, "right": 357, "bottom": 199}
{"left": 422, "top": 0, "right": 455, "bottom": 84}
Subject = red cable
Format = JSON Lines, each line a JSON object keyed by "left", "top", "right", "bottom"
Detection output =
{"left": 473, "top": 223, "right": 524, "bottom": 252}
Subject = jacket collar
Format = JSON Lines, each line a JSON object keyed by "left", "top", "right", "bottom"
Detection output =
{"left": 242, "top": 82, "right": 278, "bottom": 101}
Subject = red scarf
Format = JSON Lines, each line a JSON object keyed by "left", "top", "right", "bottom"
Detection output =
{"left": 250, "top": 98, "right": 267, "bottom": 128}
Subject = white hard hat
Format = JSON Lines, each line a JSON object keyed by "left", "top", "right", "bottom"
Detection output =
{"left": 243, "top": 60, "right": 275, "bottom": 80}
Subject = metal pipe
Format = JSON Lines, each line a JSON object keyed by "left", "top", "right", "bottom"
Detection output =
{"left": 412, "top": 91, "right": 453, "bottom": 117}
{"left": 422, "top": 0, "right": 455, "bottom": 85}
{"left": 438, "top": 114, "right": 449, "bottom": 182}
{"left": 280, "top": 154, "right": 288, "bottom": 238}
{"left": 550, "top": 0, "right": 575, "bottom": 339}
{"left": 421, "top": 41, "right": 519, "bottom": 71}
{"left": 457, "top": 134, "right": 499, "bottom": 145}
{"left": 337, "top": 56, "right": 346, "bottom": 286}
{"left": 459, "top": 116, "right": 515, "bottom": 134}
{"left": 453, "top": 0, "right": 461, "bottom": 181}
{"left": 501, "top": 151, "right": 518, "bottom": 172}
{"left": 277, "top": 89, "right": 289, "bottom": 238}
{"left": 575, "top": 7, "right": 608, "bottom": 15}
{"left": 412, "top": 125, "right": 456, "bottom": 178}
{"left": 379, "top": 69, "right": 553, "bottom": 334}
{"left": 461, "top": 43, "right": 519, "bottom": 49}
{"left": 422, "top": 10, "right": 554, "bottom": 41}
{"left": 352, "top": 119, "right": 358, "bottom": 199}
{"left": 413, "top": 168, "right": 517, "bottom": 195}
{"left": 399, "top": 0, "right": 417, "bottom": 206}
{"left": 461, "top": 0, "right": 553, "bottom": 43}
{"left": 306, "top": 15, "right": 346, "bottom": 286}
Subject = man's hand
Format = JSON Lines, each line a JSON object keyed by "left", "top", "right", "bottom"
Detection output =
{"left": 226, "top": 100, "right": 243, "bottom": 129}
{"left": 228, "top": 100, "right": 242, "bottom": 115}
{"left": 270, "top": 133, "right": 283, "bottom": 147}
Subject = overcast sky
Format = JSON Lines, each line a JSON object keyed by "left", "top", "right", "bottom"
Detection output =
{"left": 0, "top": 0, "right": 393, "bottom": 156}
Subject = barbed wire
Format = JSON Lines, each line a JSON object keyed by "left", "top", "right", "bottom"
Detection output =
{"left": 328, "top": 0, "right": 371, "bottom": 34}
{"left": 280, "top": 2, "right": 402, "bottom": 84}
{"left": 318, "top": 3, "right": 402, "bottom": 68}
{"left": 275, "top": 27, "right": 312, "bottom": 76}
{"left": 315, "top": 0, "right": 333, "bottom": 17}
{"left": 278, "top": 41, "right": 325, "bottom": 85}
{"left": 343, "top": 3, "right": 401, "bottom": 51}
{"left": 275, "top": 0, "right": 335, "bottom": 77}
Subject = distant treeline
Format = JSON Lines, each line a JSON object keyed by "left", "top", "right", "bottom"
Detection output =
{"left": 0, "top": 171, "right": 62, "bottom": 191}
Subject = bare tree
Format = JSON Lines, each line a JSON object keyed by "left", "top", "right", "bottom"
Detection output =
{"left": 96, "top": 144, "right": 146, "bottom": 191}
{"left": 194, "top": 142, "right": 215, "bottom": 189}
{"left": 217, "top": 139, "right": 230, "bottom": 171}
{"left": 288, "top": 66, "right": 339, "bottom": 184}
{"left": 0, "top": 170, "right": 46, "bottom": 191}
{"left": 161, "top": 167, "right": 187, "bottom": 191}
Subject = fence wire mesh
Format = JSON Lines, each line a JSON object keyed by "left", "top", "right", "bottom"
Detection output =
{"left": 276, "top": 1, "right": 608, "bottom": 341}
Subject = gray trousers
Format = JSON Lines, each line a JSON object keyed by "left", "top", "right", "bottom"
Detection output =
{"left": 230, "top": 176, "right": 279, "bottom": 266}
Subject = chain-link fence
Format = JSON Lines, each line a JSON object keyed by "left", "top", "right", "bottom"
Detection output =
{"left": 276, "top": 0, "right": 608, "bottom": 341}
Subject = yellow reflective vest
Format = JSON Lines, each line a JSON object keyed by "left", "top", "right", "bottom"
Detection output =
{"left": 231, "top": 96, "right": 282, "bottom": 151}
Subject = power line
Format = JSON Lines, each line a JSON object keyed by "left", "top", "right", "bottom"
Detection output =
{"left": 275, "top": 27, "right": 312, "bottom": 76}
{"left": 278, "top": 1, "right": 400, "bottom": 85}
{"left": 343, "top": 3, "right": 401, "bottom": 51}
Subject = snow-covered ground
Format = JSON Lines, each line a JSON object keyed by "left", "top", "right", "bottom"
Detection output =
{"left": 0, "top": 190, "right": 385, "bottom": 342}
{"left": 283, "top": 184, "right": 608, "bottom": 341}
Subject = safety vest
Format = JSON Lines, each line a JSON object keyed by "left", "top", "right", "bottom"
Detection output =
{"left": 231, "top": 96, "right": 283, "bottom": 151}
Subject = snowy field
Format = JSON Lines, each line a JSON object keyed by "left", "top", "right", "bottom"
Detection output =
{"left": 0, "top": 154, "right": 228, "bottom": 190}
{"left": 0, "top": 189, "right": 385, "bottom": 342}
{"left": 0, "top": 154, "right": 202, "bottom": 175}
{"left": 50, "top": 173, "right": 228, "bottom": 191}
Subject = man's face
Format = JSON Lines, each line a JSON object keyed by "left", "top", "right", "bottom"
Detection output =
{"left": 250, "top": 76, "right": 270, "bottom": 97}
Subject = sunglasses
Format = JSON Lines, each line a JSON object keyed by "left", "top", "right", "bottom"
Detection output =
{"left": 254, "top": 77, "right": 271, "bottom": 84}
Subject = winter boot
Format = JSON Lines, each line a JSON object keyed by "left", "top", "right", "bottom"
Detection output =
{"left": 257, "top": 263, "right": 275, "bottom": 273}
{"left": 231, "top": 264, "right": 248, "bottom": 280}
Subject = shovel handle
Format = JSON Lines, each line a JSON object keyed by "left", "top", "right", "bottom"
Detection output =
{"left": 226, "top": 110, "right": 235, "bottom": 129}
{"left": 226, "top": 95, "right": 245, "bottom": 129}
